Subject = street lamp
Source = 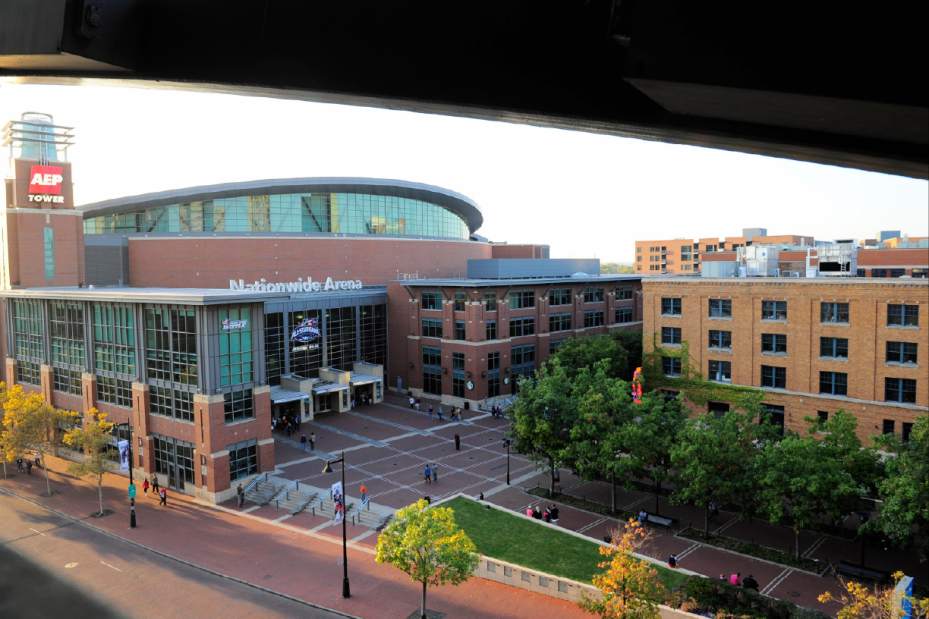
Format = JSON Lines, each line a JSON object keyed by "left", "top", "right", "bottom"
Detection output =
{"left": 322, "top": 451, "right": 351, "bottom": 599}
{"left": 115, "top": 421, "right": 136, "bottom": 528}
{"left": 502, "top": 438, "right": 511, "bottom": 485}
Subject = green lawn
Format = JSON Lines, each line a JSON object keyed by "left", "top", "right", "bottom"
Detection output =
{"left": 445, "top": 496, "right": 687, "bottom": 592}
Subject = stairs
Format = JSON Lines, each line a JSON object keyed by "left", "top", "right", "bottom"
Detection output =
{"left": 272, "top": 486, "right": 318, "bottom": 515}
{"left": 245, "top": 477, "right": 285, "bottom": 506}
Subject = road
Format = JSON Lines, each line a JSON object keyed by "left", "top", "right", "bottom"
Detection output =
{"left": 0, "top": 491, "right": 351, "bottom": 619}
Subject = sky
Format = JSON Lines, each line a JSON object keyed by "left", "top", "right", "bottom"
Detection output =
{"left": 2, "top": 82, "right": 927, "bottom": 263}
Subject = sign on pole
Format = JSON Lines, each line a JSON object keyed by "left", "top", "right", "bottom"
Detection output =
{"left": 118, "top": 439, "right": 130, "bottom": 471}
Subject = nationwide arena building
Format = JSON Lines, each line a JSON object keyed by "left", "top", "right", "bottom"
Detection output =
{"left": 1, "top": 113, "right": 642, "bottom": 502}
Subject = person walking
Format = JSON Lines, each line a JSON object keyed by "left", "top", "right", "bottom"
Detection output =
{"left": 454, "top": 433, "right": 461, "bottom": 451}
{"left": 152, "top": 476, "right": 160, "bottom": 498}
{"left": 728, "top": 572, "right": 741, "bottom": 586}
{"left": 142, "top": 478, "right": 150, "bottom": 496}
{"left": 667, "top": 554, "right": 678, "bottom": 568}
{"left": 26, "top": 460, "right": 32, "bottom": 475}
{"left": 431, "top": 463, "right": 438, "bottom": 483}
{"left": 428, "top": 405, "right": 434, "bottom": 419}
{"left": 309, "top": 432, "right": 316, "bottom": 451}
{"left": 236, "top": 483, "right": 245, "bottom": 508}
{"left": 409, "top": 395, "right": 415, "bottom": 409}
{"left": 742, "top": 574, "right": 759, "bottom": 591}
{"left": 437, "top": 406, "right": 444, "bottom": 421}
{"left": 300, "top": 433, "right": 308, "bottom": 451}
{"left": 424, "top": 464, "right": 432, "bottom": 485}
{"left": 159, "top": 486, "right": 167, "bottom": 506}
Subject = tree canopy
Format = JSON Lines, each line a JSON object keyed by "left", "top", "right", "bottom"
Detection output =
{"left": 63, "top": 408, "right": 115, "bottom": 517}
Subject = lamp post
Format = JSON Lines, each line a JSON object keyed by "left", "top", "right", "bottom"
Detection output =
{"left": 502, "top": 438, "right": 511, "bottom": 485}
{"left": 115, "top": 422, "right": 135, "bottom": 528}
{"left": 323, "top": 451, "right": 351, "bottom": 598}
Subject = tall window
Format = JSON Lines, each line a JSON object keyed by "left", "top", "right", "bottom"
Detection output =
{"left": 452, "top": 376, "right": 465, "bottom": 397}
{"left": 548, "top": 288, "right": 571, "bottom": 306}
{"left": 708, "top": 299, "right": 732, "bottom": 318}
{"left": 43, "top": 227, "right": 55, "bottom": 280}
{"left": 150, "top": 386, "right": 194, "bottom": 422}
{"left": 453, "top": 292, "right": 466, "bottom": 312}
{"left": 583, "top": 311, "right": 604, "bottom": 328}
{"left": 487, "top": 375, "right": 500, "bottom": 397}
{"left": 325, "top": 307, "right": 356, "bottom": 370}
{"left": 761, "top": 404, "right": 785, "bottom": 435}
{"left": 228, "top": 439, "right": 258, "bottom": 481}
{"left": 218, "top": 306, "right": 253, "bottom": 387}
{"left": 483, "top": 292, "right": 497, "bottom": 312}
{"left": 819, "top": 371, "right": 848, "bottom": 396}
{"left": 50, "top": 301, "right": 85, "bottom": 368}
{"left": 661, "top": 298, "right": 682, "bottom": 316}
{"left": 615, "top": 308, "right": 634, "bottom": 323}
{"left": 289, "top": 309, "right": 322, "bottom": 378}
{"left": 761, "top": 365, "right": 787, "bottom": 389}
{"left": 615, "top": 287, "right": 634, "bottom": 300}
{"left": 153, "top": 434, "right": 196, "bottom": 487}
{"left": 224, "top": 388, "right": 254, "bottom": 423}
{"left": 888, "top": 304, "right": 919, "bottom": 327}
{"left": 885, "top": 378, "right": 917, "bottom": 403}
{"left": 509, "top": 317, "right": 535, "bottom": 337}
{"left": 454, "top": 320, "right": 467, "bottom": 340}
{"left": 12, "top": 299, "right": 44, "bottom": 384}
{"left": 509, "top": 291, "right": 535, "bottom": 309}
{"left": 421, "top": 319, "right": 443, "bottom": 338}
{"left": 708, "top": 330, "right": 732, "bottom": 349}
{"left": 359, "top": 304, "right": 387, "bottom": 367}
{"left": 144, "top": 305, "right": 197, "bottom": 386}
{"left": 96, "top": 376, "right": 132, "bottom": 408}
{"left": 886, "top": 341, "right": 918, "bottom": 364}
{"left": 487, "top": 351, "right": 500, "bottom": 370}
{"left": 53, "top": 368, "right": 81, "bottom": 395}
{"left": 661, "top": 327, "right": 681, "bottom": 345}
{"left": 820, "top": 302, "right": 849, "bottom": 323}
{"left": 485, "top": 320, "right": 497, "bottom": 340}
{"left": 93, "top": 303, "right": 136, "bottom": 378}
{"left": 421, "top": 292, "right": 442, "bottom": 310}
{"left": 761, "top": 333, "right": 787, "bottom": 354}
{"left": 423, "top": 368, "right": 442, "bottom": 394}
{"left": 661, "top": 356, "right": 682, "bottom": 377}
{"left": 511, "top": 345, "right": 535, "bottom": 368}
{"left": 761, "top": 300, "right": 787, "bottom": 321}
{"left": 452, "top": 352, "right": 465, "bottom": 371}
{"left": 422, "top": 347, "right": 441, "bottom": 367}
{"left": 820, "top": 337, "right": 849, "bottom": 359}
{"left": 549, "top": 314, "right": 572, "bottom": 332}
{"left": 583, "top": 287, "right": 604, "bottom": 303}
{"left": 708, "top": 360, "right": 731, "bottom": 383}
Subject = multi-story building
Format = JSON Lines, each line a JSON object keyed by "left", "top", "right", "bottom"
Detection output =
{"left": 388, "top": 259, "right": 642, "bottom": 404}
{"left": 634, "top": 228, "right": 815, "bottom": 275}
{"left": 643, "top": 277, "right": 928, "bottom": 441}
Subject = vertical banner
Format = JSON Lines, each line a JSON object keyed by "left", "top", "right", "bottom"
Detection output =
{"left": 118, "top": 439, "right": 130, "bottom": 471}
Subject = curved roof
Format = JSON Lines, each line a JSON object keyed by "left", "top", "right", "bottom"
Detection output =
{"left": 77, "top": 177, "right": 483, "bottom": 233}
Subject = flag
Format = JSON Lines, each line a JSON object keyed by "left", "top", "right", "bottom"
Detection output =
{"left": 118, "top": 439, "right": 130, "bottom": 471}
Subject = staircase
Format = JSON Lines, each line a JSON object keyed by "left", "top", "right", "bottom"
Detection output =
{"left": 272, "top": 485, "right": 318, "bottom": 515}
{"left": 244, "top": 476, "right": 286, "bottom": 506}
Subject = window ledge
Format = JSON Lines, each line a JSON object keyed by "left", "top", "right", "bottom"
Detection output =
{"left": 887, "top": 324, "right": 920, "bottom": 330}
{"left": 661, "top": 313, "right": 682, "bottom": 318}
{"left": 224, "top": 417, "right": 256, "bottom": 426}
{"left": 708, "top": 347, "right": 732, "bottom": 353}
{"left": 709, "top": 379, "right": 733, "bottom": 385}
{"left": 885, "top": 361, "right": 919, "bottom": 368}
{"left": 708, "top": 316, "right": 732, "bottom": 321}
{"left": 819, "top": 356, "right": 849, "bottom": 363}
{"left": 821, "top": 321, "right": 850, "bottom": 327}
{"left": 761, "top": 318, "right": 788, "bottom": 324}
{"left": 761, "top": 351, "right": 788, "bottom": 357}
{"left": 662, "top": 342, "right": 682, "bottom": 348}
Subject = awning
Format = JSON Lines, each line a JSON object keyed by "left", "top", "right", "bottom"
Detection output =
{"left": 270, "top": 386, "right": 310, "bottom": 404}
{"left": 350, "top": 374, "right": 382, "bottom": 386}
{"left": 312, "top": 382, "right": 350, "bottom": 395}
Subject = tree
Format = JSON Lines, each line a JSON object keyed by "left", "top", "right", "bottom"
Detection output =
{"left": 671, "top": 411, "right": 759, "bottom": 536}
{"left": 510, "top": 358, "right": 580, "bottom": 495}
{"left": 808, "top": 410, "right": 881, "bottom": 498}
{"left": 550, "top": 334, "right": 629, "bottom": 380}
{"left": 375, "top": 499, "right": 479, "bottom": 619}
{"left": 617, "top": 394, "right": 686, "bottom": 514}
{"left": 757, "top": 433, "right": 859, "bottom": 560}
{"left": 63, "top": 408, "right": 115, "bottom": 517}
{"left": 818, "top": 571, "right": 929, "bottom": 619}
{"left": 871, "top": 415, "right": 929, "bottom": 573}
{"left": 581, "top": 518, "right": 666, "bottom": 619}
{"left": 0, "top": 381, "right": 10, "bottom": 479}
{"left": 2, "top": 386, "right": 78, "bottom": 496}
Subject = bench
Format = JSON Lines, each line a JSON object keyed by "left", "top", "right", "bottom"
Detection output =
{"left": 836, "top": 561, "right": 889, "bottom": 583}
{"left": 644, "top": 513, "right": 677, "bottom": 528}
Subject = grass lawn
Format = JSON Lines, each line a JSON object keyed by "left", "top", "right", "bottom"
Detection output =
{"left": 444, "top": 496, "right": 687, "bottom": 592}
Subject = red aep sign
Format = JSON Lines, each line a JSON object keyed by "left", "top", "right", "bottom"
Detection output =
{"left": 28, "top": 165, "right": 65, "bottom": 195}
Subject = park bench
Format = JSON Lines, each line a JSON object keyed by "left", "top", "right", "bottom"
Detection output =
{"left": 644, "top": 513, "right": 677, "bottom": 528}
{"left": 836, "top": 561, "right": 889, "bottom": 583}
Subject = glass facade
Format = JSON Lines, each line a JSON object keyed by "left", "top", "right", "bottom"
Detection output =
{"left": 12, "top": 300, "right": 44, "bottom": 377}
{"left": 360, "top": 304, "right": 387, "bottom": 367}
{"left": 144, "top": 306, "right": 198, "bottom": 385}
{"left": 92, "top": 304, "right": 137, "bottom": 375}
{"left": 83, "top": 192, "right": 470, "bottom": 240}
{"left": 264, "top": 312, "right": 285, "bottom": 385}
{"left": 229, "top": 439, "right": 258, "bottom": 481}
{"left": 326, "top": 307, "right": 356, "bottom": 371}
{"left": 217, "top": 305, "right": 253, "bottom": 387}
{"left": 153, "top": 434, "right": 195, "bottom": 489}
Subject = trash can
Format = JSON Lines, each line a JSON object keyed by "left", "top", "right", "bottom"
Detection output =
{"left": 464, "top": 402, "right": 470, "bottom": 410}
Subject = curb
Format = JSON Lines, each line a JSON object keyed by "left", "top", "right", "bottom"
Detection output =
{"left": 0, "top": 485, "right": 361, "bottom": 619}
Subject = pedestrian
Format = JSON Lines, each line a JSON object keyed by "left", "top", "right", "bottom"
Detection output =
{"left": 409, "top": 395, "right": 415, "bottom": 409}
{"left": 415, "top": 399, "right": 421, "bottom": 412}
{"left": 236, "top": 483, "right": 245, "bottom": 508}
{"left": 159, "top": 486, "right": 167, "bottom": 506}
{"left": 16, "top": 457, "right": 23, "bottom": 473}
{"left": 438, "top": 407, "right": 444, "bottom": 421}
{"left": 742, "top": 574, "right": 759, "bottom": 591}
{"left": 638, "top": 509, "right": 648, "bottom": 525}
{"left": 532, "top": 506, "right": 542, "bottom": 520}
{"left": 152, "top": 476, "right": 160, "bottom": 497}
{"left": 525, "top": 506, "right": 534, "bottom": 517}
{"left": 309, "top": 432, "right": 316, "bottom": 451}
{"left": 454, "top": 433, "right": 461, "bottom": 451}
{"left": 300, "top": 433, "right": 308, "bottom": 451}
{"left": 26, "top": 460, "right": 32, "bottom": 475}
{"left": 549, "top": 505, "right": 559, "bottom": 523}
{"left": 424, "top": 464, "right": 432, "bottom": 485}
{"left": 143, "top": 478, "right": 150, "bottom": 495}
{"left": 668, "top": 554, "right": 678, "bottom": 568}
{"left": 431, "top": 463, "right": 438, "bottom": 483}
{"left": 543, "top": 508, "right": 551, "bottom": 523}
{"left": 428, "top": 405, "right": 434, "bottom": 419}
{"left": 729, "top": 572, "right": 741, "bottom": 586}
{"left": 478, "top": 492, "right": 484, "bottom": 501}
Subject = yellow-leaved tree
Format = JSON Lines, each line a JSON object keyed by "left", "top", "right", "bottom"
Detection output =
{"left": 63, "top": 408, "right": 115, "bottom": 517}
{"left": 1, "top": 385, "right": 78, "bottom": 496}
{"left": 375, "top": 499, "right": 479, "bottom": 619}
{"left": 582, "top": 518, "right": 666, "bottom": 619}
{"left": 0, "top": 381, "right": 10, "bottom": 479}
{"left": 818, "top": 571, "right": 929, "bottom": 619}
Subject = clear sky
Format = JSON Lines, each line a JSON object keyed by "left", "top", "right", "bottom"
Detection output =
{"left": 2, "top": 83, "right": 927, "bottom": 263}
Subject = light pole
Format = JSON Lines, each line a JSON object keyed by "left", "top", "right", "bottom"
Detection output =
{"left": 116, "top": 422, "right": 135, "bottom": 528}
{"left": 503, "top": 438, "right": 511, "bottom": 485}
{"left": 323, "top": 451, "right": 351, "bottom": 598}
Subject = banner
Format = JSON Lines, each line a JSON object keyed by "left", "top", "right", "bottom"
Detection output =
{"left": 330, "top": 480, "right": 343, "bottom": 502}
{"left": 118, "top": 439, "right": 130, "bottom": 471}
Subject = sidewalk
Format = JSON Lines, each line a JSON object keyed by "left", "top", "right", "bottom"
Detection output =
{"left": 0, "top": 455, "right": 590, "bottom": 619}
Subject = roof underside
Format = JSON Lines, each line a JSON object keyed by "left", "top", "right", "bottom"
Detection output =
{"left": 77, "top": 177, "right": 483, "bottom": 234}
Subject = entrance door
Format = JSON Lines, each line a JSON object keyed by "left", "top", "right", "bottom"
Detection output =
{"left": 153, "top": 435, "right": 194, "bottom": 492}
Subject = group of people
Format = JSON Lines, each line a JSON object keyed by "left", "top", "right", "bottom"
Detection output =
{"left": 351, "top": 392, "right": 374, "bottom": 408}
{"left": 490, "top": 405, "right": 505, "bottom": 419}
{"left": 14, "top": 455, "right": 40, "bottom": 475}
{"left": 272, "top": 415, "right": 301, "bottom": 437}
{"left": 141, "top": 476, "right": 168, "bottom": 506}
{"left": 719, "top": 572, "right": 759, "bottom": 591}
{"left": 525, "top": 504, "right": 560, "bottom": 523}
{"left": 407, "top": 397, "right": 463, "bottom": 423}
{"left": 299, "top": 432, "right": 317, "bottom": 451}
{"left": 423, "top": 463, "right": 440, "bottom": 484}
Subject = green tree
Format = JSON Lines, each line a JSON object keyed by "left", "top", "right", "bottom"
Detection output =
{"left": 551, "top": 335, "right": 629, "bottom": 379}
{"left": 808, "top": 411, "right": 881, "bottom": 501}
{"left": 510, "top": 358, "right": 579, "bottom": 495}
{"left": 63, "top": 408, "right": 115, "bottom": 517}
{"left": 671, "top": 411, "right": 759, "bottom": 536}
{"left": 618, "top": 394, "right": 686, "bottom": 514}
{"left": 871, "top": 415, "right": 929, "bottom": 573}
{"left": 375, "top": 499, "right": 479, "bottom": 619}
{"left": 581, "top": 518, "right": 665, "bottom": 619}
{"left": 567, "top": 364, "right": 636, "bottom": 512}
{"left": 758, "top": 432, "right": 859, "bottom": 559}
{"left": 2, "top": 386, "right": 78, "bottom": 496}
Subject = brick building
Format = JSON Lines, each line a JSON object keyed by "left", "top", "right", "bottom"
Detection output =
{"left": 642, "top": 277, "right": 928, "bottom": 441}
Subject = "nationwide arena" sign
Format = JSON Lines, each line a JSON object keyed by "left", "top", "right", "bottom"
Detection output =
{"left": 229, "top": 276, "right": 363, "bottom": 293}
